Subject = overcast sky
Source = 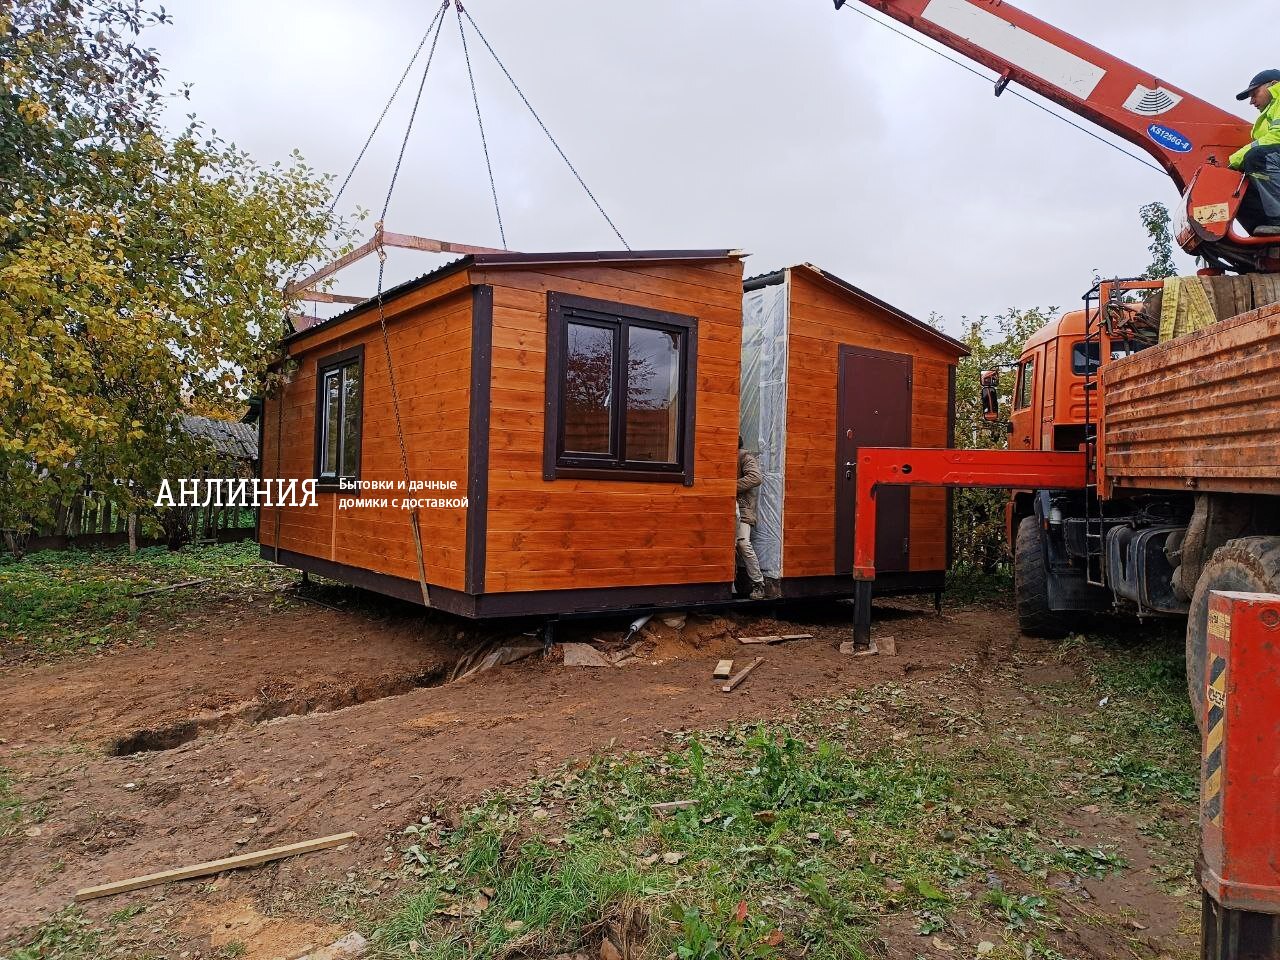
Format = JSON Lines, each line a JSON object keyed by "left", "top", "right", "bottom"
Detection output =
{"left": 150, "top": 0, "right": 1273, "bottom": 335}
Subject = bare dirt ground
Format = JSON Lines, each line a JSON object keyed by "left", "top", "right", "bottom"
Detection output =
{"left": 0, "top": 590, "right": 1197, "bottom": 959}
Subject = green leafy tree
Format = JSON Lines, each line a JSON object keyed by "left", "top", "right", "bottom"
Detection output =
{"left": 0, "top": 0, "right": 358, "bottom": 552}
{"left": 1139, "top": 201, "right": 1178, "bottom": 280}
{"left": 936, "top": 307, "right": 1057, "bottom": 573}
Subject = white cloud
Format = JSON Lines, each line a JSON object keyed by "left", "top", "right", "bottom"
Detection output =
{"left": 152, "top": 0, "right": 1272, "bottom": 334}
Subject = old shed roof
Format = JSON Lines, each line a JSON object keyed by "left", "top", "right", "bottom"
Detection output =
{"left": 180, "top": 415, "right": 259, "bottom": 461}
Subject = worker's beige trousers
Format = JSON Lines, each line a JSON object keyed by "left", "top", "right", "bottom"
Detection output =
{"left": 736, "top": 520, "right": 763, "bottom": 586}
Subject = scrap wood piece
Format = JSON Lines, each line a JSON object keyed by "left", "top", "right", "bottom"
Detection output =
{"left": 298, "top": 932, "right": 368, "bottom": 960}
{"left": 737, "top": 634, "right": 814, "bottom": 646}
{"left": 650, "top": 800, "right": 697, "bottom": 817}
{"left": 74, "top": 831, "right": 357, "bottom": 902}
{"left": 839, "top": 640, "right": 879, "bottom": 657}
{"left": 284, "top": 228, "right": 507, "bottom": 297}
{"left": 610, "top": 643, "right": 642, "bottom": 667}
{"left": 561, "top": 643, "right": 612, "bottom": 668}
{"left": 129, "top": 578, "right": 212, "bottom": 598}
{"left": 713, "top": 659, "right": 735, "bottom": 680}
{"left": 721, "top": 657, "right": 765, "bottom": 693}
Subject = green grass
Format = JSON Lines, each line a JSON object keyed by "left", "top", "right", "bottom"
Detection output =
{"left": 0, "top": 541, "right": 289, "bottom": 653}
{"left": 1, "top": 911, "right": 106, "bottom": 960}
{"left": 944, "top": 565, "right": 1014, "bottom": 604}
{"left": 370, "top": 724, "right": 1134, "bottom": 956}
{"left": 1, "top": 769, "right": 31, "bottom": 839}
{"left": 356, "top": 627, "right": 1198, "bottom": 960}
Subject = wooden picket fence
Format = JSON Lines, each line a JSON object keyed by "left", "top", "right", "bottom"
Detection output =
{"left": 24, "top": 491, "right": 258, "bottom": 554}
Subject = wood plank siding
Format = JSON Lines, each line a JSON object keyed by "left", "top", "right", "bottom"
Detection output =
{"left": 259, "top": 251, "right": 961, "bottom": 613}
{"left": 1101, "top": 302, "right": 1280, "bottom": 498}
{"left": 782, "top": 268, "right": 960, "bottom": 577}
{"left": 472, "top": 258, "right": 745, "bottom": 594}
{"left": 260, "top": 283, "right": 474, "bottom": 593}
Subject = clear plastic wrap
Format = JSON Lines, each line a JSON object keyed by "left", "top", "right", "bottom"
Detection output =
{"left": 740, "top": 279, "right": 789, "bottom": 579}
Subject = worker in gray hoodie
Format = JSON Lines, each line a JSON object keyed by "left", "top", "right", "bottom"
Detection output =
{"left": 736, "top": 436, "right": 765, "bottom": 600}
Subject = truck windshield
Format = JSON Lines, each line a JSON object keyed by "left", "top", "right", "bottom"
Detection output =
{"left": 1072, "top": 340, "right": 1142, "bottom": 375}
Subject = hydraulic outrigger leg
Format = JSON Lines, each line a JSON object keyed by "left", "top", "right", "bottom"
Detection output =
{"left": 849, "top": 447, "right": 1090, "bottom": 647}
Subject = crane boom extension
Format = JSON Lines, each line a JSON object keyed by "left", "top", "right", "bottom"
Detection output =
{"left": 836, "top": 0, "right": 1280, "bottom": 272}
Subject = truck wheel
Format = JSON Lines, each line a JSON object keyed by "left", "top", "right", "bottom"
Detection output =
{"left": 1015, "top": 516, "right": 1071, "bottom": 639}
{"left": 1186, "top": 536, "right": 1280, "bottom": 724}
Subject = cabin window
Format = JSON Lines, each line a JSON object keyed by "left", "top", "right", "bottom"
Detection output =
{"left": 1015, "top": 356, "right": 1035, "bottom": 410}
{"left": 314, "top": 346, "right": 364, "bottom": 485}
{"left": 545, "top": 292, "right": 698, "bottom": 485}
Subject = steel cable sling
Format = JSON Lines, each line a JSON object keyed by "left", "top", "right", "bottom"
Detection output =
{"left": 367, "top": 0, "right": 631, "bottom": 608}
{"left": 273, "top": 0, "right": 632, "bottom": 594}
{"left": 456, "top": 1, "right": 507, "bottom": 250}
{"left": 456, "top": 3, "right": 631, "bottom": 249}
{"left": 370, "top": 0, "right": 452, "bottom": 608}
{"left": 271, "top": 8, "right": 450, "bottom": 563}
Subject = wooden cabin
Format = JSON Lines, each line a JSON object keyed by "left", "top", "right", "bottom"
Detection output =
{"left": 740, "top": 265, "right": 968, "bottom": 598}
{"left": 259, "top": 251, "right": 968, "bottom": 618}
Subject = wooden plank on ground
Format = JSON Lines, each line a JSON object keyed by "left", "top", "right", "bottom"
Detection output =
{"left": 721, "top": 657, "right": 765, "bottom": 693}
{"left": 74, "top": 832, "right": 358, "bottom": 902}
{"left": 129, "top": 578, "right": 212, "bottom": 598}
{"left": 650, "top": 800, "right": 697, "bottom": 817}
{"left": 737, "top": 634, "right": 813, "bottom": 646}
{"left": 713, "top": 659, "right": 734, "bottom": 680}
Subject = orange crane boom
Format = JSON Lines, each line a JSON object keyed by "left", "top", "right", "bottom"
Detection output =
{"left": 835, "top": 0, "right": 1280, "bottom": 273}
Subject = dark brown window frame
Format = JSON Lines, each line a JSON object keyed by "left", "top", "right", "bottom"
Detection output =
{"left": 313, "top": 345, "right": 365, "bottom": 490}
{"left": 544, "top": 292, "right": 698, "bottom": 486}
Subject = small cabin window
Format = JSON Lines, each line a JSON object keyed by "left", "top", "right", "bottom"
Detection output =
{"left": 545, "top": 292, "right": 697, "bottom": 485}
{"left": 1015, "top": 356, "right": 1035, "bottom": 410}
{"left": 314, "top": 346, "right": 364, "bottom": 485}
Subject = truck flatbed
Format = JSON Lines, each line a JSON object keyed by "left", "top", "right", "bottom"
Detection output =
{"left": 1101, "top": 302, "right": 1280, "bottom": 499}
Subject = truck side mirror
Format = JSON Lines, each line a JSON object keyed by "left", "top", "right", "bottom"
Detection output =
{"left": 980, "top": 371, "right": 1000, "bottom": 423}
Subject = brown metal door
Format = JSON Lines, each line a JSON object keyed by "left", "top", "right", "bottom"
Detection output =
{"left": 836, "top": 346, "right": 913, "bottom": 575}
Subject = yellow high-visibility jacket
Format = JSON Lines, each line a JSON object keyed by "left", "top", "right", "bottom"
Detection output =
{"left": 1230, "top": 82, "right": 1280, "bottom": 169}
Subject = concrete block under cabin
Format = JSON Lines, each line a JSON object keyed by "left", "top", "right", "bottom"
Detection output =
{"left": 258, "top": 251, "right": 968, "bottom": 620}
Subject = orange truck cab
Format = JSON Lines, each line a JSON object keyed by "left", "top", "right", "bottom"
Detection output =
{"left": 1004, "top": 310, "right": 1145, "bottom": 549}
{"left": 1008, "top": 310, "right": 1142, "bottom": 457}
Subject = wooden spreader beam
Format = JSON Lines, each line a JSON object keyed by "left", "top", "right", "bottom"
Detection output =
{"left": 286, "top": 226, "right": 508, "bottom": 305}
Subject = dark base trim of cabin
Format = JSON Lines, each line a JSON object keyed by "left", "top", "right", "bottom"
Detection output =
{"left": 265, "top": 546, "right": 945, "bottom": 620}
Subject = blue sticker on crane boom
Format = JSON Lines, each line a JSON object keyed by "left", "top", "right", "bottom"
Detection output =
{"left": 1148, "top": 123, "right": 1194, "bottom": 154}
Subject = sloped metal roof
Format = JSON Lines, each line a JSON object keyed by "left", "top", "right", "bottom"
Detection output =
{"left": 744, "top": 264, "right": 970, "bottom": 358}
{"left": 180, "top": 415, "right": 259, "bottom": 461}
{"left": 284, "top": 249, "right": 741, "bottom": 346}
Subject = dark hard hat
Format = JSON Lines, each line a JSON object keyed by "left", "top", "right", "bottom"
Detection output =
{"left": 1238, "top": 69, "right": 1280, "bottom": 101}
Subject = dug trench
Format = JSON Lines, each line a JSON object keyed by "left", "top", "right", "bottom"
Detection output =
{"left": 106, "top": 666, "right": 452, "bottom": 757}
{"left": 0, "top": 592, "right": 1199, "bottom": 959}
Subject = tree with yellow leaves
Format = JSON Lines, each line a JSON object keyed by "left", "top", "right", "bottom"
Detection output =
{"left": 1, "top": 0, "right": 358, "bottom": 553}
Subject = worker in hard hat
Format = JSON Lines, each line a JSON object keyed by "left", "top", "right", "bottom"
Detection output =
{"left": 1231, "top": 69, "right": 1280, "bottom": 237}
